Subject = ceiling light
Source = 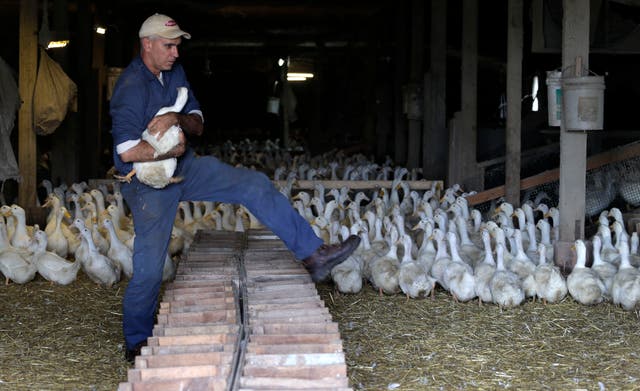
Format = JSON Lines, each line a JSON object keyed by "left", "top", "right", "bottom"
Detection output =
{"left": 287, "top": 73, "right": 314, "bottom": 79}
{"left": 46, "top": 40, "right": 70, "bottom": 49}
{"left": 95, "top": 26, "right": 106, "bottom": 35}
{"left": 278, "top": 58, "right": 285, "bottom": 67}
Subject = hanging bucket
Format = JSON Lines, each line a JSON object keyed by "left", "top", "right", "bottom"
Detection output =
{"left": 545, "top": 70, "right": 562, "bottom": 127}
{"left": 266, "top": 96, "right": 280, "bottom": 114}
{"left": 562, "top": 75, "right": 605, "bottom": 131}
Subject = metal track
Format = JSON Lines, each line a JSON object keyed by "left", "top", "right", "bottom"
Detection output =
{"left": 118, "top": 229, "right": 351, "bottom": 391}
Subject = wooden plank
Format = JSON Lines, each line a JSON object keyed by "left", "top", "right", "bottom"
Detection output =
{"left": 272, "top": 179, "right": 439, "bottom": 190}
{"left": 242, "top": 364, "right": 347, "bottom": 379}
{"left": 118, "top": 377, "right": 227, "bottom": 391}
{"left": 246, "top": 343, "right": 343, "bottom": 355}
{"left": 249, "top": 315, "right": 333, "bottom": 325}
{"left": 142, "top": 343, "right": 235, "bottom": 356}
{"left": 239, "top": 376, "right": 349, "bottom": 389}
{"left": 135, "top": 351, "right": 233, "bottom": 368}
{"left": 244, "top": 353, "right": 345, "bottom": 367}
{"left": 251, "top": 323, "right": 339, "bottom": 335}
{"left": 153, "top": 324, "right": 239, "bottom": 337}
{"left": 147, "top": 333, "right": 236, "bottom": 347}
{"left": 466, "top": 141, "right": 640, "bottom": 206}
{"left": 158, "top": 302, "right": 236, "bottom": 315}
{"left": 156, "top": 310, "right": 236, "bottom": 326}
{"left": 249, "top": 334, "right": 342, "bottom": 345}
{"left": 249, "top": 308, "right": 330, "bottom": 319}
{"left": 129, "top": 364, "right": 228, "bottom": 381}
{"left": 248, "top": 301, "right": 325, "bottom": 311}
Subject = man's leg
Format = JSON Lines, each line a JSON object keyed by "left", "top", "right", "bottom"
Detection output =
{"left": 120, "top": 179, "right": 180, "bottom": 351}
{"left": 177, "top": 153, "right": 324, "bottom": 259}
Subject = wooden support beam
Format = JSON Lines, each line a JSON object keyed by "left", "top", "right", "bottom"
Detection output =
{"left": 273, "top": 180, "right": 440, "bottom": 191}
{"left": 465, "top": 140, "right": 640, "bottom": 206}
{"left": 505, "top": 0, "right": 523, "bottom": 206}
{"left": 423, "top": 0, "right": 448, "bottom": 181}
{"left": 558, "top": 0, "right": 590, "bottom": 241}
{"left": 406, "top": 0, "right": 424, "bottom": 168}
{"left": 18, "top": 0, "right": 38, "bottom": 209}
{"left": 457, "top": 0, "right": 481, "bottom": 190}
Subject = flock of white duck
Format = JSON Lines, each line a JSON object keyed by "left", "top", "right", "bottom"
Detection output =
{"left": 322, "top": 183, "right": 640, "bottom": 311}
{"left": 2, "top": 141, "right": 640, "bottom": 312}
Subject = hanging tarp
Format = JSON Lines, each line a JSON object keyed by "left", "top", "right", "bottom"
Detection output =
{"left": 0, "top": 56, "right": 20, "bottom": 183}
{"left": 33, "top": 48, "right": 77, "bottom": 135}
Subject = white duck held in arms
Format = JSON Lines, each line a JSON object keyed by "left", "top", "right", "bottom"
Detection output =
{"left": 115, "top": 87, "right": 189, "bottom": 188}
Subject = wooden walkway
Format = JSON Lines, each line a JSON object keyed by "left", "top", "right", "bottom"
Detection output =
{"left": 118, "top": 230, "right": 351, "bottom": 391}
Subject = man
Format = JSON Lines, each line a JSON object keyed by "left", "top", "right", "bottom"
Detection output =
{"left": 110, "top": 13, "right": 360, "bottom": 363}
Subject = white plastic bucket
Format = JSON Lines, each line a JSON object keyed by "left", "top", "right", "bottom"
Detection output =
{"left": 562, "top": 75, "right": 605, "bottom": 131}
{"left": 546, "top": 70, "right": 562, "bottom": 127}
{"left": 266, "top": 96, "right": 280, "bottom": 114}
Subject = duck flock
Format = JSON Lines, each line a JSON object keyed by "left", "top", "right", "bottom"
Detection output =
{"left": 2, "top": 139, "right": 640, "bottom": 312}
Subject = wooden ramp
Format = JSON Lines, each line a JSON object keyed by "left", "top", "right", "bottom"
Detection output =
{"left": 118, "top": 230, "right": 351, "bottom": 391}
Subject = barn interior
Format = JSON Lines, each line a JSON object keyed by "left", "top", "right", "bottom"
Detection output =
{"left": 3, "top": 1, "right": 640, "bottom": 390}
{"left": 1, "top": 1, "right": 639, "bottom": 195}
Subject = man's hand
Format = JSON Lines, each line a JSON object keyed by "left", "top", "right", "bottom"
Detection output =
{"left": 147, "top": 112, "right": 179, "bottom": 138}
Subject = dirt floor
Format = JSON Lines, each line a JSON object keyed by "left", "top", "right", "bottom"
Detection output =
{"left": 1, "top": 273, "right": 640, "bottom": 390}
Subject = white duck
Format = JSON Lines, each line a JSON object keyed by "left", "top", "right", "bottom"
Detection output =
{"left": 590, "top": 235, "right": 617, "bottom": 298}
{"left": 4, "top": 205, "right": 34, "bottom": 251}
{"left": 45, "top": 206, "right": 70, "bottom": 258}
{"left": 103, "top": 218, "right": 133, "bottom": 279}
{"left": 0, "top": 219, "right": 36, "bottom": 284}
{"left": 442, "top": 231, "right": 476, "bottom": 302}
{"left": 535, "top": 219, "right": 554, "bottom": 262}
{"left": 397, "top": 231, "right": 436, "bottom": 299}
{"left": 474, "top": 229, "right": 497, "bottom": 306}
{"left": 330, "top": 225, "right": 364, "bottom": 294}
{"left": 611, "top": 239, "right": 640, "bottom": 311}
{"left": 78, "top": 227, "right": 120, "bottom": 287}
{"left": 597, "top": 224, "right": 619, "bottom": 265}
{"left": 567, "top": 239, "right": 605, "bottom": 305}
{"left": 533, "top": 243, "right": 567, "bottom": 304}
{"left": 507, "top": 229, "right": 537, "bottom": 299}
{"left": 366, "top": 225, "right": 401, "bottom": 295}
{"left": 32, "top": 230, "right": 81, "bottom": 285}
{"left": 489, "top": 243, "right": 525, "bottom": 308}
{"left": 114, "top": 87, "right": 188, "bottom": 188}
{"left": 429, "top": 228, "right": 452, "bottom": 290}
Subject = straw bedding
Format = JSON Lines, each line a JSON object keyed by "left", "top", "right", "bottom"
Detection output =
{"left": 1, "top": 274, "right": 639, "bottom": 390}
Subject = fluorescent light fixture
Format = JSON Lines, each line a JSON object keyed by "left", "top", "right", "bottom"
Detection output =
{"left": 95, "top": 26, "right": 106, "bottom": 35}
{"left": 287, "top": 72, "right": 314, "bottom": 79}
{"left": 47, "top": 40, "right": 70, "bottom": 49}
{"left": 287, "top": 76, "right": 307, "bottom": 81}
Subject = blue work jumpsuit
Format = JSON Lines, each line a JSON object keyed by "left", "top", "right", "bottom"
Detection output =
{"left": 110, "top": 56, "right": 323, "bottom": 350}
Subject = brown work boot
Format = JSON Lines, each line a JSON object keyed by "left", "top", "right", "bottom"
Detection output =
{"left": 303, "top": 235, "right": 361, "bottom": 282}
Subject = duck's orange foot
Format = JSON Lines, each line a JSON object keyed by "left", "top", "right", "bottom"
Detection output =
{"left": 114, "top": 169, "right": 136, "bottom": 183}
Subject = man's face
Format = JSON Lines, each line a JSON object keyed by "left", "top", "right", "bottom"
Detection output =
{"left": 143, "top": 36, "right": 181, "bottom": 75}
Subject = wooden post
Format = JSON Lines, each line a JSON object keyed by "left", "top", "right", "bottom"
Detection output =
{"left": 406, "top": 0, "right": 424, "bottom": 169}
{"left": 393, "top": 0, "right": 408, "bottom": 165}
{"left": 423, "top": 0, "right": 447, "bottom": 181}
{"left": 505, "top": 0, "right": 523, "bottom": 206}
{"left": 281, "top": 63, "right": 290, "bottom": 149}
{"left": 558, "top": 0, "right": 589, "bottom": 241}
{"left": 458, "top": 0, "right": 479, "bottom": 190}
{"left": 18, "top": 0, "right": 38, "bottom": 208}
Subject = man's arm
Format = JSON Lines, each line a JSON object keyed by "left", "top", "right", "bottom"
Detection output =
{"left": 119, "top": 130, "right": 186, "bottom": 163}
{"left": 147, "top": 112, "right": 203, "bottom": 137}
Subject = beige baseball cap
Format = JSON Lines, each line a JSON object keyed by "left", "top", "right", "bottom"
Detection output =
{"left": 138, "top": 13, "right": 191, "bottom": 39}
